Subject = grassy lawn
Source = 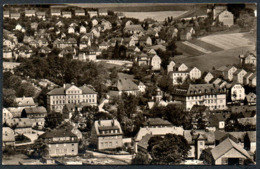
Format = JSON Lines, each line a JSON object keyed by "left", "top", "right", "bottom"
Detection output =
{"left": 174, "top": 45, "right": 255, "bottom": 72}
{"left": 176, "top": 41, "right": 205, "bottom": 56}
{"left": 189, "top": 39, "right": 223, "bottom": 52}
{"left": 118, "top": 73, "right": 134, "bottom": 80}
{"left": 98, "top": 61, "right": 124, "bottom": 70}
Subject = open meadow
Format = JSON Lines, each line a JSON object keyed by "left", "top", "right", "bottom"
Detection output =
{"left": 177, "top": 32, "right": 255, "bottom": 56}
{"left": 174, "top": 45, "right": 255, "bottom": 72}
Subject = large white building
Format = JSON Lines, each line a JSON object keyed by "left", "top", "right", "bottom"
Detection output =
{"left": 169, "top": 66, "right": 201, "bottom": 85}
{"left": 47, "top": 83, "right": 97, "bottom": 112}
{"left": 230, "top": 83, "right": 245, "bottom": 102}
{"left": 173, "top": 84, "right": 227, "bottom": 111}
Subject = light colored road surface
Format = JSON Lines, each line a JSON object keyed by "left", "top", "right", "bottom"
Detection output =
{"left": 86, "top": 150, "right": 133, "bottom": 164}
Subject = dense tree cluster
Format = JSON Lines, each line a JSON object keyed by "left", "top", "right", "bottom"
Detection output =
{"left": 3, "top": 72, "right": 36, "bottom": 107}
{"left": 149, "top": 104, "right": 192, "bottom": 130}
{"left": 15, "top": 55, "right": 110, "bottom": 97}
{"left": 147, "top": 134, "right": 191, "bottom": 164}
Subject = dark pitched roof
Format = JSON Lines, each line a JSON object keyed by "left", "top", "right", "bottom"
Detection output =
{"left": 23, "top": 106, "right": 47, "bottom": 114}
{"left": 112, "top": 78, "right": 139, "bottom": 91}
{"left": 40, "top": 128, "right": 77, "bottom": 138}
{"left": 138, "top": 133, "right": 152, "bottom": 150}
{"left": 190, "top": 105, "right": 209, "bottom": 113}
{"left": 143, "top": 118, "right": 172, "bottom": 127}
{"left": 184, "top": 130, "right": 215, "bottom": 145}
{"left": 211, "top": 138, "right": 250, "bottom": 160}
{"left": 173, "top": 84, "right": 226, "bottom": 96}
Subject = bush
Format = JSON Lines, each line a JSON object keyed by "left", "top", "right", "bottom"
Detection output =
{"left": 2, "top": 145, "right": 15, "bottom": 157}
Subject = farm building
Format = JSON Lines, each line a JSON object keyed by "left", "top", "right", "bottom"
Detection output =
{"left": 217, "top": 10, "right": 234, "bottom": 27}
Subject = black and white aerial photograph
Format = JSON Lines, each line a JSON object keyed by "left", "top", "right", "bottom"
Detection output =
{"left": 2, "top": 3, "right": 257, "bottom": 166}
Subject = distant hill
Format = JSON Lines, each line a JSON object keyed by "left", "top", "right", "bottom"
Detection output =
{"left": 66, "top": 3, "right": 207, "bottom": 12}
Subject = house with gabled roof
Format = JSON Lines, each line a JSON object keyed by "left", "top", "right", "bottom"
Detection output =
{"left": 10, "top": 12, "right": 21, "bottom": 20}
{"left": 98, "top": 8, "right": 108, "bottom": 16}
{"left": 245, "top": 92, "right": 256, "bottom": 105}
{"left": 5, "top": 118, "right": 33, "bottom": 135}
{"left": 3, "top": 62, "right": 20, "bottom": 73}
{"left": 248, "top": 72, "right": 256, "bottom": 87}
{"left": 79, "top": 36, "right": 92, "bottom": 49}
{"left": 15, "top": 96, "right": 36, "bottom": 108}
{"left": 180, "top": 29, "right": 192, "bottom": 41}
{"left": 2, "top": 108, "right": 13, "bottom": 124}
{"left": 51, "top": 8, "right": 61, "bottom": 16}
{"left": 169, "top": 70, "right": 189, "bottom": 85}
{"left": 3, "top": 46, "right": 13, "bottom": 59}
{"left": 239, "top": 50, "right": 256, "bottom": 66}
{"left": 150, "top": 54, "right": 161, "bottom": 71}
{"left": 135, "top": 53, "right": 150, "bottom": 66}
{"left": 243, "top": 72, "right": 253, "bottom": 85}
{"left": 189, "top": 67, "right": 202, "bottom": 80}
{"left": 230, "top": 83, "right": 245, "bottom": 102}
{"left": 184, "top": 130, "right": 215, "bottom": 159}
{"left": 2, "top": 127, "right": 15, "bottom": 147}
{"left": 39, "top": 128, "right": 79, "bottom": 157}
{"left": 21, "top": 106, "right": 47, "bottom": 127}
{"left": 79, "top": 25, "right": 87, "bottom": 34}
{"left": 223, "top": 65, "right": 237, "bottom": 81}
{"left": 123, "top": 38, "right": 135, "bottom": 47}
{"left": 39, "top": 46, "right": 52, "bottom": 55}
{"left": 91, "top": 27, "right": 100, "bottom": 38}
{"left": 218, "top": 10, "right": 234, "bottom": 27}
{"left": 62, "top": 11, "right": 72, "bottom": 18}
{"left": 109, "top": 78, "right": 139, "bottom": 96}
{"left": 76, "top": 47, "right": 97, "bottom": 62}
{"left": 3, "top": 38, "right": 15, "bottom": 49}
{"left": 167, "top": 60, "right": 176, "bottom": 73}
{"left": 90, "top": 119, "right": 123, "bottom": 150}
{"left": 139, "top": 36, "right": 152, "bottom": 46}
{"left": 88, "top": 10, "right": 98, "bottom": 18}
{"left": 124, "top": 24, "right": 144, "bottom": 35}
{"left": 25, "top": 9, "right": 36, "bottom": 17}
{"left": 3, "top": 10, "right": 10, "bottom": 18}
{"left": 233, "top": 69, "right": 247, "bottom": 84}
{"left": 101, "top": 20, "right": 112, "bottom": 30}
{"left": 74, "top": 9, "right": 85, "bottom": 16}
{"left": 202, "top": 72, "right": 214, "bottom": 83}
{"left": 36, "top": 11, "right": 46, "bottom": 19}
{"left": 204, "top": 138, "right": 251, "bottom": 165}
{"left": 99, "top": 41, "right": 109, "bottom": 51}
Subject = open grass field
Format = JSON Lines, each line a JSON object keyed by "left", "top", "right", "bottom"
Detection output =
{"left": 199, "top": 32, "right": 255, "bottom": 50}
{"left": 174, "top": 46, "right": 255, "bottom": 72}
{"left": 122, "top": 11, "right": 187, "bottom": 21}
{"left": 176, "top": 41, "right": 205, "bottom": 56}
{"left": 176, "top": 32, "right": 255, "bottom": 56}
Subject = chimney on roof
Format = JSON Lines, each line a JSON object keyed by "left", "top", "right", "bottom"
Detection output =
{"left": 63, "top": 84, "right": 66, "bottom": 89}
{"left": 23, "top": 96, "right": 25, "bottom": 99}
{"left": 111, "top": 119, "right": 115, "bottom": 126}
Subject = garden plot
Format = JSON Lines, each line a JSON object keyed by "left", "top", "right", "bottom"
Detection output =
{"left": 182, "top": 41, "right": 212, "bottom": 54}
{"left": 199, "top": 33, "right": 254, "bottom": 50}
